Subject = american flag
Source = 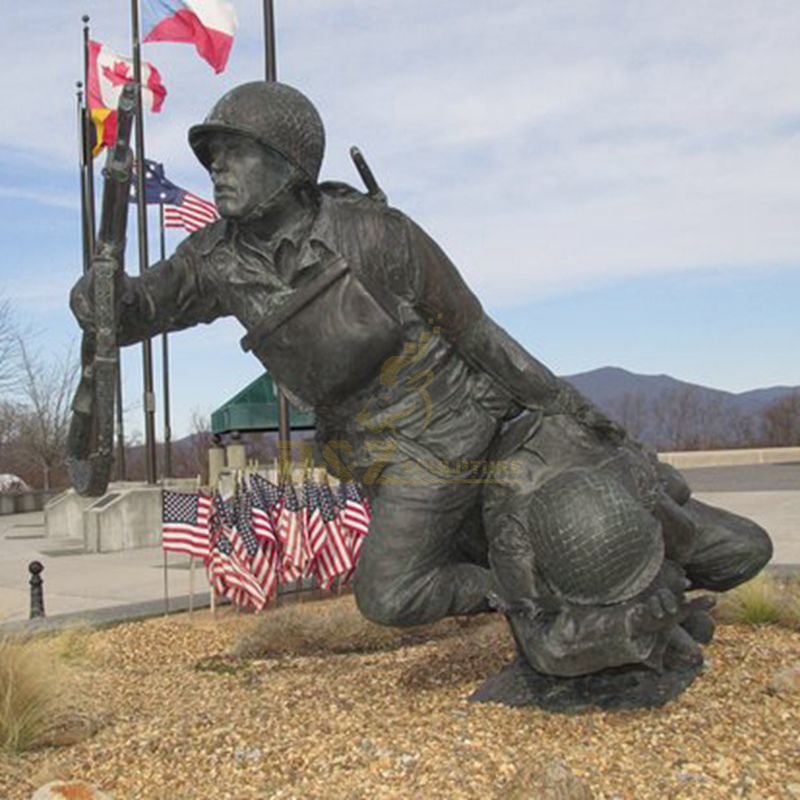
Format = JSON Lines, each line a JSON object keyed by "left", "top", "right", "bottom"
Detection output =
{"left": 338, "top": 481, "right": 371, "bottom": 582}
{"left": 207, "top": 493, "right": 267, "bottom": 611}
{"left": 161, "top": 490, "right": 212, "bottom": 559}
{"left": 236, "top": 482, "right": 278, "bottom": 601}
{"left": 249, "top": 473, "right": 282, "bottom": 534}
{"left": 276, "top": 483, "right": 305, "bottom": 582}
{"left": 164, "top": 191, "right": 219, "bottom": 233}
{"left": 209, "top": 530, "right": 267, "bottom": 611}
{"left": 340, "top": 482, "right": 371, "bottom": 536}
{"left": 304, "top": 480, "right": 326, "bottom": 561}
{"left": 130, "top": 158, "right": 219, "bottom": 233}
{"left": 316, "top": 482, "right": 354, "bottom": 589}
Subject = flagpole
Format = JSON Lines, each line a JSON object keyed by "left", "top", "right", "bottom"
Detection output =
{"left": 159, "top": 199, "right": 173, "bottom": 478}
{"left": 130, "top": 0, "right": 159, "bottom": 485}
{"left": 81, "top": 17, "right": 96, "bottom": 254}
{"left": 263, "top": 0, "right": 277, "bottom": 80}
{"left": 262, "top": 0, "right": 292, "bottom": 478}
{"left": 76, "top": 82, "right": 90, "bottom": 276}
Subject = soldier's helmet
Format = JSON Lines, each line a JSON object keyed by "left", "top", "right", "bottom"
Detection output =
{"left": 188, "top": 81, "right": 325, "bottom": 183}
{"left": 523, "top": 469, "right": 664, "bottom": 605}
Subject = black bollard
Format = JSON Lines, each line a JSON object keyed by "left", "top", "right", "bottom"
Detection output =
{"left": 29, "top": 561, "right": 45, "bottom": 619}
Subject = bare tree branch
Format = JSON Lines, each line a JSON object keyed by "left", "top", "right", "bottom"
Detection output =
{"left": 0, "top": 295, "right": 17, "bottom": 397}
{"left": 14, "top": 339, "right": 78, "bottom": 489}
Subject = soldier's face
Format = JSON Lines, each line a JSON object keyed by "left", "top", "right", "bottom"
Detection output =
{"left": 207, "top": 133, "right": 294, "bottom": 219}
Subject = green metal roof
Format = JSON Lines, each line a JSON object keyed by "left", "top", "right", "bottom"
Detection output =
{"left": 210, "top": 374, "right": 316, "bottom": 434}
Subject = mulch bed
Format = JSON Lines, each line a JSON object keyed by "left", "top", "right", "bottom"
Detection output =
{"left": 1, "top": 596, "right": 798, "bottom": 799}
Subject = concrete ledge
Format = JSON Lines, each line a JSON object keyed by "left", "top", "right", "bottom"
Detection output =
{"left": 659, "top": 447, "right": 800, "bottom": 469}
{"left": 0, "top": 490, "right": 58, "bottom": 516}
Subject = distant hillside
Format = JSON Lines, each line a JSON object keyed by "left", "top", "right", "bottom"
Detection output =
{"left": 563, "top": 366, "right": 800, "bottom": 449}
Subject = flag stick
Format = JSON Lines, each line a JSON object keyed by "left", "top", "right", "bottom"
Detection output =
{"left": 158, "top": 200, "right": 173, "bottom": 478}
{"left": 130, "top": 0, "right": 159, "bottom": 486}
{"left": 163, "top": 548, "right": 169, "bottom": 616}
{"left": 189, "top": 556, "right": 195, "bottom": 615}
{"left": 262, "top": 0, "right": 292, "bottom": 480}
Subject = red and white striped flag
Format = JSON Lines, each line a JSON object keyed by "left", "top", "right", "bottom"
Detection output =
{"left": 338, "top": 481, "right": 371, "bottom": 583}
{"left": 305, "top": 481, "right": 353, "bottom": 591}
{"left": 207, "top": 494, "right": 267, "bottom": 610}
{"left": 276, "top": 483, "right": 306, "bottom": 582}
{"left": 164, "top": 190, "right": 219, "bottom": 232}
{"left": 161, "top": 490, "right": 211, "bottom": 559}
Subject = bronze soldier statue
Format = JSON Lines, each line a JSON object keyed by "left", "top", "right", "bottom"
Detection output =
{"left": 70, "top": 81, "right": 772, "bottom": 693}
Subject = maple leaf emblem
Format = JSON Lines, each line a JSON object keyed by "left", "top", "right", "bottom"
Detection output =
{"left": 102, "top": 59, "right": 132, "bottom": 88}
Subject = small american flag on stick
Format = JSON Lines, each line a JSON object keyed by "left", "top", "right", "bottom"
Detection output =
{"left": 161, "top": 490, "right": 211, "bottom": 559}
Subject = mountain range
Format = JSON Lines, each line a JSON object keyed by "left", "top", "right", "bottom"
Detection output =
{"left": 563, "top": 366, "right": 799, "bottom": 448}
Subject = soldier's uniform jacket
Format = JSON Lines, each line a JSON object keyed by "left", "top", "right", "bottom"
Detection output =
{"left": 113, "top": 184, "right": 569, "bottom": 481}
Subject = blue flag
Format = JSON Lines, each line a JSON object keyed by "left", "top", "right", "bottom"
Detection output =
{"left": 129, "top": 159, "right": 186, "bottom": 205}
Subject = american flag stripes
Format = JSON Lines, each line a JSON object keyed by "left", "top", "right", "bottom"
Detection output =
{"left": 338, "top": 482, "right": 371, "bottom": 583}
{"left": 209, "top": 529, "right": 267, "bottom": 610}
{"left": 236, "top": 483, "right": 277, "bottom": 600}
{"left": 163, "top": 476, "right": 373, "bottom": 612}
{"left": 316, "top": 482, "right": 354, "bottom": 589}
{"left": 164, "top": 191, "right": 219, "bottom": 232}
{"left": 277, "top": 483, "right": 306, "bottom": 582}
{"left": 161, "top": 490, "right": 212, "bottom": 559}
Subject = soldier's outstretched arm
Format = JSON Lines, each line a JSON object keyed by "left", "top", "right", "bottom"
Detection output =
{"left": 402, "top": 218, "right": 623, "bottom": 437}
{"left": 70, "top": 233, "right": 226, "bottom": 346}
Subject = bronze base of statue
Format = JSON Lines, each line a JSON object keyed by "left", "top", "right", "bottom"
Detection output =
{"left": 470, "top": 654, "right": 702, "bottom": 711}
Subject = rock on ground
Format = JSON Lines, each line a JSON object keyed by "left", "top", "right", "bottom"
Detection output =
{"left": 31, "top": 781, "right": 110, "bottom": 800}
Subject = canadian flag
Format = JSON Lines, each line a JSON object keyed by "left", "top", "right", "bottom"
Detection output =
{"left": 87, "top": 40, "right": 167, "bottom": 156}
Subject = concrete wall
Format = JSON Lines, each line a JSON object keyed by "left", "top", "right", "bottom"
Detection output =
{"left": 45, "top": 479, "right": 199, "bottom": 553}
{"left": 84, "top": 487, "right": 164, "bottom": 553}
{"left": 0, "top": 490, "right": 58, "bottom": 516}
{"left": 659, "top": 446, "right": 800, "bottom": 469}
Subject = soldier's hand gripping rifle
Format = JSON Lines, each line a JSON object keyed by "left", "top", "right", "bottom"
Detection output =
{"left": 66, "top": 84, "right": 136, "bottom": 497}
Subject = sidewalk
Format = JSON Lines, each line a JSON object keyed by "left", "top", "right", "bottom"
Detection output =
{"left": 0, "top": 511, "right": 207, "bottom": 625}
{"left": 1, "top": 475, "right": 797, "bottom": 628}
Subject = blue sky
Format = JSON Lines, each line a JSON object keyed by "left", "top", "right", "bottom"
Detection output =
{"left": 1, "top": 1, "right": 799, "bottom": 439}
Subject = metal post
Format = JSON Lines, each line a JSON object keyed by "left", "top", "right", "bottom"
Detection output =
{"left": 130, "top": 0, "right": 158, "bottom": 484}
{"left": 263, "top": 0, "right": 277, "bottom": 81}
{"left": 29, "top": 561, "right": 45, "bottom": 619}
{"left": 159, "top": 200, "right": 173, "bottom": 478}
{"left": 76, "top": 82, "right": 90, "bottom": 276}
{"left": 82, "top": 16, "right": 96, "bottom": 254}
{"left": 262, "top": 0, "right": 292, "bottom": 478}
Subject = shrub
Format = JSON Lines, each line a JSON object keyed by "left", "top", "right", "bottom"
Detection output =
{"left": 0, "top": 631, "right": 68, "bottom": 752}
{"left": 715, "top": 573, "right": 798, "bottom": 627}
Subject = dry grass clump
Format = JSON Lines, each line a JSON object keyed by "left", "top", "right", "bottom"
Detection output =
{"left": 0, "top": 632, "right": 68, "bottom": 753}
{"left": 231, "top": 593, "right": 492, "bottom": 659}
{"left": 715, "top": 572, "right": 800, "bottom": 628}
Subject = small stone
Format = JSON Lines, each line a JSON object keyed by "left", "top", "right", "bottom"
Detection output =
{"left": 31, "top": 780, "right": 111, "bottom": 800}
{"left": 786, "top": 783, "right": 800, "bottom": 798}
{"left": 768, "top": 665, "right": 800, "bottom": 696}
{"left": 508, "top": 761, "right": 593, "bottom": 799}
{"left": 36, "top": 713, "right": 103, "bottom": 748}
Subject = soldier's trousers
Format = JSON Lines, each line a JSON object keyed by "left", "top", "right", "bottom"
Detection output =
{"left": 353, "top": 458, "right": 773, "bottom": 628}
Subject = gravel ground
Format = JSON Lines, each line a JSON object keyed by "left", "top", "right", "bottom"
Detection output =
{"left": 1, "top": 597, "right": 799, "bottom": 800}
